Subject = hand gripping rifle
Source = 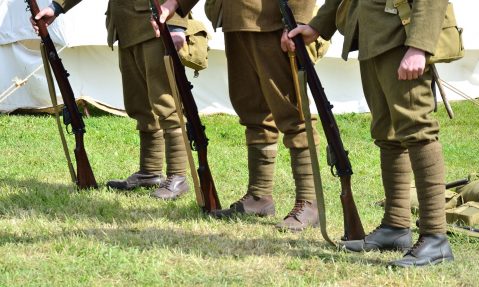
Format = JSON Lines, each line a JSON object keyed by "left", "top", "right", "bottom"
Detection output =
{"left": 279, "top": 0, "right": 365, "bottom": 241}
{"left": 26, "top": 0, "right": 98, "bottom": 189}
{"left": 150, "top": 0, "right": 221, "bottom": 212}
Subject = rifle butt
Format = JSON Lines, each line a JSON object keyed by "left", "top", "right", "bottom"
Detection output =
{"left": 340, "top": 177, "right": 365, "bottom": 241}
{"left": 197, "top": 165, "right": 221, "bottom": 212}
{"left": 74, "top": 135, "right": 98, "bottom": 189}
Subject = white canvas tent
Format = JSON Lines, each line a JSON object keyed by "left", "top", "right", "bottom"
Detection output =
{"left": 1, "top": 0, "right": 478, "bottom": 115}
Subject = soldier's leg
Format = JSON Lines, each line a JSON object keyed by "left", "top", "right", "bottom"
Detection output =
{"left": 210, "top": 32, "right": 278, "bottom": 218}
{"left": 374, "top": 47, "right": 453, "bottom": 267}
{"left": 151, "top": 128, "right": 189, "bottom": 200}
{"left": 246, "top": 31, "right": 319, "bottom": 231}
{"left": 106, "top": 44, "right": 165, "bottom": 190}
{"left": 134, "top": 38, "right": 189, "bottom": 200}
{"left": 339, "top": 54, "right": 414, "bottom": 251}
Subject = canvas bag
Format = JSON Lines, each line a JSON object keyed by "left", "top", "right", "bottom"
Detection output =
{"left": 178, "top": 16, "right": 211, "bottom": 76}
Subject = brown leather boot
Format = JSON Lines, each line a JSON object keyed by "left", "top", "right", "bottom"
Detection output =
{"left": 107, "top": 172, "right": 165, "bottom": 190}
{"left": 150, "top": 174, "right": 189, "bottom": 200}
{"left": 210, "top": 194, "right": 276, "bottom": 218}
{"left": 275, "top": 200, "right": 319, "bottom": 232}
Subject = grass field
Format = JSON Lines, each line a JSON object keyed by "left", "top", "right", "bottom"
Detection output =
{"left": 1, "top": 100, "right": 478, "bottom": 286}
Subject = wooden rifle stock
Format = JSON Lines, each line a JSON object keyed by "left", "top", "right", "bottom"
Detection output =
{"left": 150, "top": 0, "right": 221, "bottom": 212}
{"left": 279, "top": 0, "right": 365, "bottom": 240}
{"left": 26, "top": 0, "right": 97, "bottom": 189}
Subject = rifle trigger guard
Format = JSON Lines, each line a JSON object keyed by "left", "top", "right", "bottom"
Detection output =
{"left": 186, "top": 122, "right": 198, "bottom": 151}
{"left": 62, "top": 106, "right": 73, "bottom": 135}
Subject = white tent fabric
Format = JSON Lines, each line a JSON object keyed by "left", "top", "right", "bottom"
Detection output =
{"left": 1, "top": 0, "right": 478, "bottom": 114}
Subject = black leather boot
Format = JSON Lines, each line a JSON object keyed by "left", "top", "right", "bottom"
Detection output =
{"left": 275, "top": 200, "right": 319, "bottom": 232}
{"left": 150, "top": 175, "right": 189, "bottom": 200}
{"left": 107, "top": 172, "right": 165, "bottom": 190}
{"left": 210, "top": 194, "right": 275, "bottom": 218}
{"left": 389, "top": 234, "right": 454, "bottom": 267}
{"left": 340, "top": 224, "right": 412, "bottom": 252}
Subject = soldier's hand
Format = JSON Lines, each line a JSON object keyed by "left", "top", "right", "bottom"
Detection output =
{"left": 30, "top": 7, "right": 56, "bottom": 34}
{"left": 282, "top": 24, "right": 320, "bottom": 52}
{"left": 398, "top": 47, "right": 426, "bottom": 80}
{"left": 160, "top": 0, "right": 179, "bottom": 23}
{"left": 171, "top": 31, "right": 186, "bottom": 51}
{"left": 280, "top": 29, "right": 295, "bottom": 52}
{"left": 150, "top": 0, "right": 179, "bottom": 37}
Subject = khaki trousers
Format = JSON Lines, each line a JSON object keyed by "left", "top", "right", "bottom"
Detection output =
{"left": 118, "top": 37, "right": 181, "bottom": 132}
{"left": 224, "top": 31, "right": 319, "bottom": 148}
{"left": 360, "top": 46, "right": 439, "bottom": 147}
{"left": 360, "top": 46, "right": 446, "bottom": 234}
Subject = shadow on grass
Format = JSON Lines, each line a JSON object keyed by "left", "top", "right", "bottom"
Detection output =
{"left": 0, "top": 177, "right": 205, "bottom": 223}
{"left": 0, "top": 223, "right": 386, "bottom": 266}
{"left": 0, "top": 178, "right": 387, "bottom": 266}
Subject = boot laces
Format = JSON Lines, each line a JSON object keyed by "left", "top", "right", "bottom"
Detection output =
{"left": 406, "top": 235, "right": 425, "bottom": 255}
{"left": 161, "top": 175, "right": 176, "bottom": 189}
{"left": 230, "top": 194, "right": 252, "bottom": 208}
{"left": 286, "top": 200, "right": 307, "bottom": 218}
{"left": 367, "top": 225, "right": 384, "bottom": 236}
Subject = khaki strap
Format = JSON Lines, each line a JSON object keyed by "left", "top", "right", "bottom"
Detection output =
{"left": 289, "top": 54, "right": 335, "bottom": 246}
{"left": 393, "top": 0, "right": 411, "bottom": 28}
{"left": 163, "top": 55, "right": 204, "bottom": 207}
{"left": 40, "top": 42, "right": 77, "bottom": 184}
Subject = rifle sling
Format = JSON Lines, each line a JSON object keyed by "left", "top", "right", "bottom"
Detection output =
{"left": 163, "top": 55, "right": 204, "bottom": 207}
{"left": 40, "top": 42, "right": 77, "bottom": 184}
{"left": 289, "top": 54, "right": 336, "bottom": 246}
{"left": 431, "top": 64, "right": 454, "bottom": 119}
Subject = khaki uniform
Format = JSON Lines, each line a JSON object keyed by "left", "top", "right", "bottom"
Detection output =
{"left": 55, "top": 0, "right": 186, "bottom": 131}
{"left": 176, "top": 0, "right": 319, "bottom": 202}
{"left": 55, "top": 0, "right": 189, "bottom": 177}
{"left": 310, "top": 0, "right": 449, "bottom": 235}
{"left": 178, "top": 0, "right": 319, "bottom": 149}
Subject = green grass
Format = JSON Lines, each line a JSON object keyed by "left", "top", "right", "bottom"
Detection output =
{"left": 1, "top": 100, "right": 478, "bottom": 286}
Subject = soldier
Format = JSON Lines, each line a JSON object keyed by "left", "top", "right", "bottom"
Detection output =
{"left": 285, "top": 0, "right": 454, "bottom": 267}
{"left": 32, "top": 0, "right": 190, "bottom": 200}
{"left": 157, "top": 0, "right": 321, "bottom": 232}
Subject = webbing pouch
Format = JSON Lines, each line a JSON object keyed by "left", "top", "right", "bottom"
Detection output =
{"left": 178, "top": 17, "right": 211, "bottom": 76}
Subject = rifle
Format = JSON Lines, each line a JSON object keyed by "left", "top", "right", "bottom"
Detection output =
{"left": 446, "top": 178, "right": 470, "bottom": 190}
{"left": 279, "top": 0, "right": 365, "bottom": 241}
{"left": 150, "top": 0, "right": 221, "bottom": 212}
{"left": 26, "top": 0, "right": 98, "bottom": 189}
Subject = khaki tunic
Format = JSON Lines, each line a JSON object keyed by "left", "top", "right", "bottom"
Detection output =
{"left": 55, "top": 0, "right": 187, "bottom": 131}
{"left": 56, "top": 0, "right": 187, "bottom": 48}
{"left": 177, "top": 0, "right": 314, "bottom": 31}
{"left": 310, "top": 0, "right": 448, "bottom": 61}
